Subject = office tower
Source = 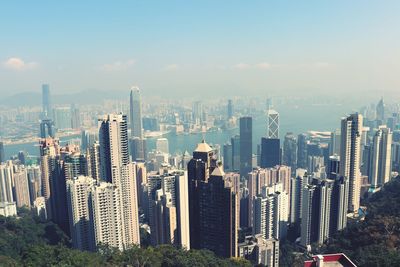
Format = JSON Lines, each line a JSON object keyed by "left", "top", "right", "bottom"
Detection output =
{"left": 227, "top": 99, "right": 234, "bottom": 119}
{"left": 98, "top": 114, "right": 129, "bottom": 183}
{"left": 135, "top": 162, "right": 147, "bottom": 208}
{"left": 130, "top": 87, "right": 143, "bottom": 138}
{"left": 223, "top": 142, "right": 233, "bottom": 172}
{"left": 261, "top": 138, "right": 280, "bottom": 168}
{"left": 266, "top": 109, "right": 279, "bottom": 139}
{"left": 27, "top": 165, "right": 41, "bottom": 205}
{"left": 376, "top": 98, "right": 385, "bottom": 124}
{"left": 91, "top": 182, "right": 124, "bottom": 250}
{"left": 289, "top": 169, "right": 307, "bottom": 225}
{"left": 340, "top": 113, "right": 363, "bottom": 213}
{"left": 39, "top": 138, "right": 59, "bottom": 219}
{"left": 297, "top": 133, "right": 308, "bottom": 169}
{"left": 0, "top": 162, "right": 14, "bottom": 203}
{"left": 283, "top": 132, "right": 297, "bottom": 172}
{"left": 66, "top": 176, "right": 96, "bottom": 251}
{"left": 0, "top": 142, "right": 5, "bottom": 163}
{"left": 156, "top": 138, "right": 169, "bottom": 154}
{"left": 231, "top": 135, "right": 241, "bottom": 171}
{"left": 81, "top": 129, "right": 98, "bottom": 151}
{"left": 40, "top": 119, "right": 55, "bottom": 138}
{"left": 12, "top": 165, "right": 30, "bottom": 208}
{"left": 147, "top": 170, "right": 190, "bottom": 249}
{"left": 98, "top": 114, "right": 140, "bottom": 247}
{"left": 129, "top": 87, "right": 146, "bottom": 161}
{"left": 53, "top": 107, "right": 72, "bottom": 129}
{"left": 70, "top": 104, "right": 81, "bottom": 129}
{"left": 300, "top": 179, "right": 334, "bottom": 247}
{"left": 327, "top": 155, "right": 340, "bottom": 179}
{"left": 192, "top": 101, "right": 203, "bottom": 124}
{"left": 188, "top": 141, "right": 238, "bottom": 258}
{"left": 87, "top": 142, "right": 101, "bottom": 182}
{"left": 129, "top": 137, "right": 147, "bottom": 162}
{"left": 330, "top": 176, "right": 349, "bottom": 234}
{"left": 369, "top": 126, "right": 392, "bottom": 189}
{"left": 42, "top": 84, "right": 52, "bottom": 119}
{"left": 240, "top": 117, "right": 253, "bottom": 177}
{"left": 330, "top": 129, "right": 341, "bottom": 156}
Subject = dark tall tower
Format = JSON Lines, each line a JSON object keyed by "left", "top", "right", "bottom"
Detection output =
{"left": 240, "top": 117, "right": 252, "bottom": 177}
{"left": 260, "top": 137, "right": 280, "bottom": 168}
{"left": 42, "top": 84, "right": 52, "bottom": 119}
{"left": 297, "top": 133, "right": 308, "bottom": 169}
{"left": 0, "top": 141, "right": 5, "bottom": 163}
{"left": 187, "top": 141, "right": 238, "bottom": 258}
{"left": 283, "top": 132, "right": 297, "bottom": 172}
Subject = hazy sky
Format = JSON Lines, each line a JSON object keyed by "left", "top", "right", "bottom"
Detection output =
{"left": 0, "top": 1, "right": 399, "bottom": 98}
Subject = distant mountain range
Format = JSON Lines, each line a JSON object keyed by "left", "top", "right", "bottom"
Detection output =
{"left": 0, "top": 89, "right": 130, "bottom": 106}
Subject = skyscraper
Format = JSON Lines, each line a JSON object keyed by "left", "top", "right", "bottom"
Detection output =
{"left": 266, "top": 109, "right": 279, "bottom": 139}
{"left": 231, "top": 135, "right": 240, "bottom": 171}
{"left": 42, "top": 84, "right": 52, "bottom": 119}
{"left": 66, "top": 175, "right": 96, "bottom": 251}
{"left": 297, "top": 133, "right": 308, "bottom": 169}
{"left": 188, "top": 141, "right": 238, "bottom": 258}
{"left": 0, "top": 162, "right": 14, "bottom": 203}
{"left": 283, "top": 132, "right": 297, "bottom": 172}
{"left": 40, "top": 119, "right": 55, "bottom": 138}
{"left": 12, "top": 165, "right": 30, "bottom": 208}
{"left": 130, "top": 87, "right": 143, "bottom": 139}
{"left": 240, "top": 117, "right": 252, "bottom": 177}
{"left": 98, "top": 114, "right": 140, "bottom": 247}
{"left": 223, "top": 142, "right": 233, "bottom": 172}
{"left": 129, "top": 87, "right": 146, "bottom": 161}
{"left": 300, "top": 179, "right": 334, "bottom": 247}
{"left": 0, "top": 142, "right": 5, "bottom": 163}
{"left": 227, "top": 99, "right": 233, "bottom": 119}
{"left": 91, "top": 182, "right": 124, "bottom": 250}
{"left": 369, "top": 126, "right": 392, "bottom": 189}
{"left": 376, "top": 97, "right": 385, "bottom": 124}
{"left": 147, "top": 169, "right": 190, "bottom": 249}
{"left": 260, "top": 138, "right": 280, "bottom": 168}
{"left": 340, "top": 113, "right": 363, "bottom": 213}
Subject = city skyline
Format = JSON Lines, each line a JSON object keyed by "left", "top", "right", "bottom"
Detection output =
{"left": 1, "top": 2, "right": 400, "bottom": 266}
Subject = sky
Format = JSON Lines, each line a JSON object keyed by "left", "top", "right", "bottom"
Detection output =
{"left": 0, "top": 1, "right": 400, "bottom": 99}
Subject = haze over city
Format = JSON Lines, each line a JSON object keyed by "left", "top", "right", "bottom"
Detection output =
{"left": 1, "top": 1, "right": 400, "bottom": 100}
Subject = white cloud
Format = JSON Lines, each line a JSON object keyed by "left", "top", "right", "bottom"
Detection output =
{"left": 232, "top": 62, "right": 272, "bottom": 70}
{"left": 3, "top": 57, "right": 38, "bottom": 70}
{"left": 232, "top": 63, "right": 251, "bottom": 70}
{"left": 255, "top": 62, "right": 272, "bottom": 69}
{"left": 164, "top": 64, "right": 179, "bottom": 71}
{"left": 99, "top": 59, "right": 135, "bottom": 71}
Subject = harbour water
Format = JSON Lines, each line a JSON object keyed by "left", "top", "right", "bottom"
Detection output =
{"left": 3, "top": 102, "right": 351, "bottom": 159}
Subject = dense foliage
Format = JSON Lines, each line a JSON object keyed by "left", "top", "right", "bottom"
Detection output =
{"left": 320, "top": 176, "right": 400, "bottom": 266}
{"left": 0, "top": 210, "right": 250, "bottom": 267}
